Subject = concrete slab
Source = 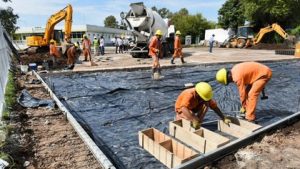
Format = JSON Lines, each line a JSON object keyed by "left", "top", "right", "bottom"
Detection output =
{"left": 73, "top": 47, "right": 298, "bottom": 72}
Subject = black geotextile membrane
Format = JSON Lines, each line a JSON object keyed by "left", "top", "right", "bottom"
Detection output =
{"left": 17, "top": 89, "right": 55, "bottom": 108}
{"left": 42, "top": 60, "right": 300, "bottom": 169}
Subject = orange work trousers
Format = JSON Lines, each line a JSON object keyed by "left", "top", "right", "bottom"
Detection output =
{"left": 83, "top": 48, "right": 91, "bottom": 61}
{"left": 173, "top": 49, "right": 183, "bottom": 58}
{"left": 245, "top": 72, "right": 272, "bottom": 121}
{"left": 175, "top": 104, "right": 208, "bottom": 123}
{"left": 151, "top": 55, "right": 160, "bottom": 68}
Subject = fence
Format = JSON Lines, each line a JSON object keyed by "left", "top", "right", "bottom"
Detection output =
{"left": 0, "top": 23, "right": 12, "bottom": 117}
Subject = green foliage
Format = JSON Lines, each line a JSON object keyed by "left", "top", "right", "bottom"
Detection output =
{"left": 218, "top": 0, "right": 245, "bottom": 30}
{"left": 172, "top": 8, "right": 215, "bottom": 43}
{"left": 104, "top": 15, "right": 118, "bottom": 28}
{"left": 241, "top": 0, "right": 300, "bottom": 29}
{"left": 291, "top": 26, "right": 300, "bottom": 36}
{"left": 0, "top": 6, "right": 19, "bottom": 35}
{"left": 3, "top": 72, "right": 16, "bottom": 120}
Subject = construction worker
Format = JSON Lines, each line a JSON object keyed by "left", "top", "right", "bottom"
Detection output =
{"left": 149, "top": 30, "right": 163, "bottom": 79}
{"left": 216, "top": 62, "right": 272, "bottom": 122}
{"left": 100, "top": 36, "right": 105, "bottom": 55}
{"left": 209, "top": 34, "right": 215, "bottom": 53}
{"left": 49, "top": 39, "right": 60, "bottom": 67}
{"left": 66, "top": 43, "right": 79, "bottom": 69}
{"left": 93, "top": 37, "right": 100, "bottom": 56}
{"left": 175, "top": 82, "right": 231, "bottom": 129}
{"left": 171, "top": 30, "right": 185, "bottom": 64}
{"left": 82, "top": 34, "right": 92, "bottom": 61}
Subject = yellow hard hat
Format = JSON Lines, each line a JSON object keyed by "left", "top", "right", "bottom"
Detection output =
{"left": 216, "top": 68, "right": 227, "bottom": 85}
{"left": 83, "top": 34, "right": 87, "bottom": 38}
{"left": 50, "top": 39, "right": 55, "bottom": 43}
{"left": 155, "top": 30, "right": 163, "bottom": 36}
{"left": 195, "top": 82, "right": 213, "bottom": 101}
{"left": 176, "top": 31, "right": 181, "bottom": 35}
{"left": 74, "top": 43, "right": 78, "bottom": 47}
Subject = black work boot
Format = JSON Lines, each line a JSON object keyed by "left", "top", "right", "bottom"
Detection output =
{"left": 171, "top": 58, "right": 175, "bottom": 64}
{"left": 181, "top": 57, "right": 186, "bottom": 63}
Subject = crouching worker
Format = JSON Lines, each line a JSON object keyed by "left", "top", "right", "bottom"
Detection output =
{"left": 216, "top": 62, "right": 272, "bottom": 122}
{"left": 49, "top": 39, "right": 60, "bottom": 67}
{"left": 66, "top": 43, "right": 80, "bottom": 70}
{"left": 175, "top": 82, "right": 231, "bottom": 129}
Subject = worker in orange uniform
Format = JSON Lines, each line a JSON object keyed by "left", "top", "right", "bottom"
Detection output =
{"left": 149, "top": 30, "right": 163, "bottom": 79}
{"left": 216, "top": 62, "right": 272, "bottom": 122}
{"left": 171, "top": 30, "right": 185, "bottom": 64}
{"left": 66, "top": 43, "right": 80, "bottom": 70}
{"left": 82, "top": 34, "right": 92, "bottom": 62}
{"left": 49, "top": 39, "right": 60, "bottom": 67}
{"left": 175, "top": 82, "right": 231, "bottom": 129}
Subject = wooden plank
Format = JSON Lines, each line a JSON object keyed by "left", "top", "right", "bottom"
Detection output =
{"left": 169, "top": 121, "right": 206, "bottom": 153}
{"left": 200, "top": 128, "right": 230, "bottom": 152}
{"left": 227, "top": 117, "right": 262, "bottom": 131}
{"left": 218, "top": 120, "right": 253, "bottom": 138}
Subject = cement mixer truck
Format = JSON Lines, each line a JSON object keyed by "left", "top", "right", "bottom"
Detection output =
{"left": 121, "top": 2, "right": 175, "bottom": 58}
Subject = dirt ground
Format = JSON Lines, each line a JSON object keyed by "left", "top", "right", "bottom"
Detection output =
{"left": 211, "top": 121, "right": 300, "bottom": 169}
{"left": 6, "top": 72, "right": 102, "bottom": 169}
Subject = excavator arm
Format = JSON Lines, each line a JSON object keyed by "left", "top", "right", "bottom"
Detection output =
{"left": 253, "top": 23, "right": 289, "bottom": 45}
{"left": 26, "top": 4, "right": 72, "bottom": 47}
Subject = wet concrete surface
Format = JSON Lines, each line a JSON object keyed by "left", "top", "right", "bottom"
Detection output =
{"left": 42, "top": 60, "right": 300, "bottom": 168}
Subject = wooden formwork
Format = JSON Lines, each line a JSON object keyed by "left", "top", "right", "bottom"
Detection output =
{"left": 218, "top": 117, "right": 262, "bottom": 138}
{"left": 169, "top": 119, "right": 230, "bottom": 153}
{"left": 139, "top": 128, "right": 198, "bottom": 168}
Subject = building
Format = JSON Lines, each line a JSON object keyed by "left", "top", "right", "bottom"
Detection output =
{"left": 13, "top": 24, "right": 133, "bottom": 49}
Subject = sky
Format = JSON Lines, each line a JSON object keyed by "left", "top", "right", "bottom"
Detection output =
{"left": 0, "top": 0, "right": 226, "bottom": 27}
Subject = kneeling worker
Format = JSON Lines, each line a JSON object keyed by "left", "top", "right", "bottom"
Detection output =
{"left": 216, "top": 62, "right": 272, "bottom": 122}
{"left": 175, "top": 82, "right": 231, "bottom": 129}
{"left": 66, "top": 43, "right": 80, "bottom": 69}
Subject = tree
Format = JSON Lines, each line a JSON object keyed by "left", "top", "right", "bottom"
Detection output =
{"left": 104, "top": 15, "right": 118, "bottom": 28}
{"left": 0, "top": 0, "right": 19, "bottom": 35}
{"left": 171, "top": 8, "right": 215, "bottom": 42}
{"left": 241, "top": 0, "right": 300, "bottom": 29}
{"left": 218, "top": 0, "right": 245, "bottom": 30}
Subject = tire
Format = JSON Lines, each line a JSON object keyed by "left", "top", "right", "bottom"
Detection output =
{"left": 237, "top": 39, "right": 246, "bottom": 48}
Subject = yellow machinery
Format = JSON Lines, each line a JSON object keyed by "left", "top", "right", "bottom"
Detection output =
{"left": 26, "top": 4, "right": 73, "bottom": 47}
{"left": 223, "top": 23, "right": 295, "bottom": 48}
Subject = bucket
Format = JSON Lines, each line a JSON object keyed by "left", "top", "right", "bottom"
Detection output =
{"left": 20, "top": 65, "right": 29, "bottom": 73}
{"left": 29, "top": 63, "right": 37, "bottom": 71}
{"left": 295, "top": 42, "right": 300, "bottom": 57}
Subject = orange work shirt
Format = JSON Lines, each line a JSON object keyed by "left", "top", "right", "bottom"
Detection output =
{"left": 49, "top": 44, "right": 59, "bottom": 57}
{"left": 231, "top": 62, "right": 272, "bottom": 103}
{"left": 175, "top": 88, "right": 217, "bottom": 113}
{"left": 82, "top": 39, "right": 91, "bottom": 50}
{"left": 148, "top": 36, "right": 162, "bottom": 57}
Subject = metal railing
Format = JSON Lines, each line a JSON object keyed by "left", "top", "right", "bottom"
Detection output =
{"left": 0, "top": 23, "right": 12, "bottom": 117}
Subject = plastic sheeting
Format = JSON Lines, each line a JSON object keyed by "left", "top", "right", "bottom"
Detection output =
{"left": 42, "top": 60, "right": 300, "bottom": 169}
{"left": 17, "top": 89, "right": 55, "bottom": 108}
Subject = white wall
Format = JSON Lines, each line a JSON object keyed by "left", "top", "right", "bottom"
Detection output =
{"left": 205, "top": 28, "right": 235, "bottom": 43}
{"left": 0, "top": 23, "right": 12, "bottom": 117}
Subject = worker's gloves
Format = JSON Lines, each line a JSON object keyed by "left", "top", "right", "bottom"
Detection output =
{"left": 240, "top": 107, "right": 246, "bottom": 114}
{"left": 223, "top": 116, "right": 232, "bottom": 125}
{"left": 155, "top": 49, "right": 160, "bottom": 53}
{"left": 192, "top": 120, "right": 201, "bottom": 130}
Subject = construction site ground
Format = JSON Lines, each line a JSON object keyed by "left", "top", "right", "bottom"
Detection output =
{"left": 8, "top": 73, "right": 102, "bottom": 169}
{"left": 12, "top": 46, "right": 300, "bottom": 168}
{"left": 73, "top": 46, "right": 295, "bottom": 71}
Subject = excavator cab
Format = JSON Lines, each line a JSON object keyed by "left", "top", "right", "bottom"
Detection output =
{"left": 237, "top": 26, "right": 254, "bottom": 39}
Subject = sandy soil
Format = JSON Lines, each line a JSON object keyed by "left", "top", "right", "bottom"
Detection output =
{"left": 7, "top": 72, "right": 102, "bottom": 169}
{"left": 211, "top": 121, "right": 300, "bottom": 169}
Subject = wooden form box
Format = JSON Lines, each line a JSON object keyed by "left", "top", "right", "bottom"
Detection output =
{"left": 139, "top": 128, "right": 198, "bottom": 168}
{"left": 169, "top": 119, "right": 230, "bottom": 153}
{"left": 218, "top": 117, "right": 262, "bottom": 138}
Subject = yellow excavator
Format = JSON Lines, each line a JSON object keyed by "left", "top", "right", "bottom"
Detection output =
{"left": 222, "top": 23, "right": 295, "bottom": 48}
{"left": 26, "top": 4, "right": 73, "bottom": 52}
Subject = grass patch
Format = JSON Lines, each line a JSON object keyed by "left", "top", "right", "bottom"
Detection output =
{"left": 3, "top": 71, "right": 16, "bottom": 120}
